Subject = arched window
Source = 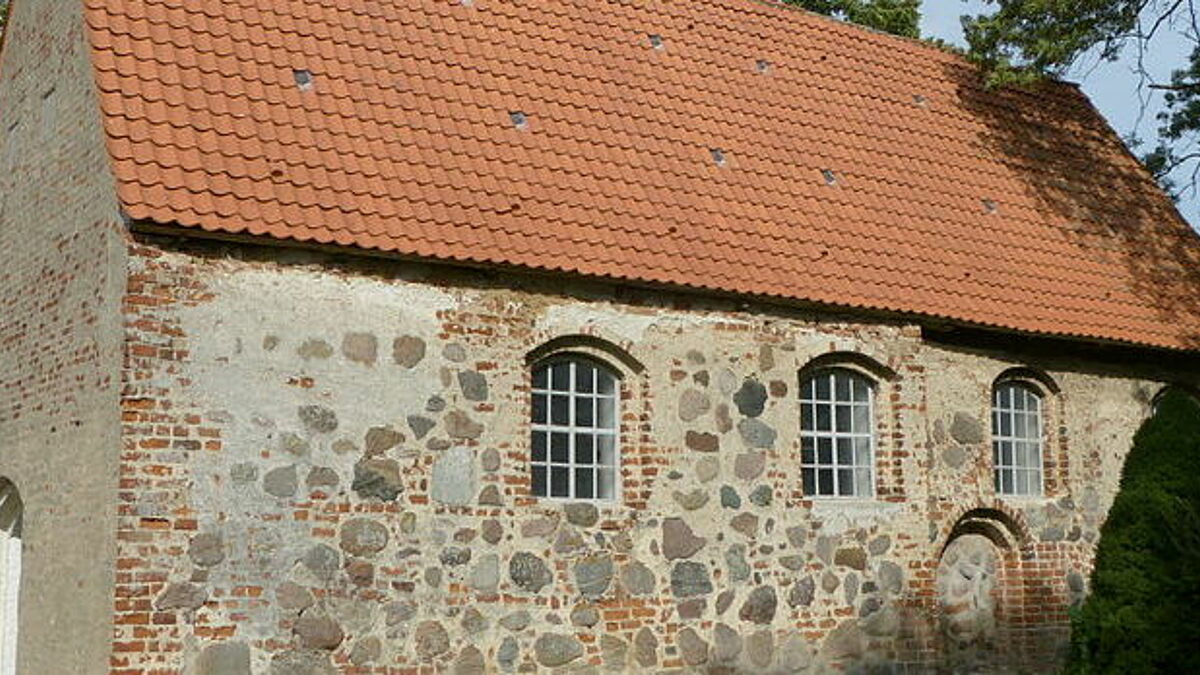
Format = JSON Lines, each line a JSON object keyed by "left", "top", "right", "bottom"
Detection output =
{"left": 992, "top": 382, "right": 1044, "bottom": 496}
{"left": 530, "top": 356, "right": 620, "bottom": 500}
{"left": 0, "top": 479, "right": 21, "bottom": 675}
{"left": 800, "top": 368, "right": 875, "bottom": 497}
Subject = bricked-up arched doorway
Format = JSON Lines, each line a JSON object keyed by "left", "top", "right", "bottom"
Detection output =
{"left": 0, "top": 479, "right": 20, "bottom": 675}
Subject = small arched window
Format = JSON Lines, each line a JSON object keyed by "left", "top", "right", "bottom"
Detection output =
{"left": 800, "top": 368, "right": 875, "bottom": 497}
{"left": 992, "top": 382, "right": 1044, "bottom": 496}
{"left": 531, "top": 356, "right": 620, "bottom": 500}
{"left": 0, "top": 479, "right": 21, "bottom": 675}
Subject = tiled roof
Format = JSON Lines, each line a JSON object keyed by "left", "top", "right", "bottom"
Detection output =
{"left": 84, "top": 0, "right": 1200, "bottom": 351}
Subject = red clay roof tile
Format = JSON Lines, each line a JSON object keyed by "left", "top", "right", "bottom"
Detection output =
{"left": 84, "top": 0, "right": 1200, "bottom": 351}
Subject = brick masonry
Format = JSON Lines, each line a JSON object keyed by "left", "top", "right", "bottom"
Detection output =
{"left": 108, "top": 234, "right": 1188, "bottom": 674}
{"left": 0, "top": 0, "right": 126, "bottom": 672}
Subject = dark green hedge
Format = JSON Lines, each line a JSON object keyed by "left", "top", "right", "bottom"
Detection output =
{"left": 1067, "top": 389, "right": 1200, "bottom": 674}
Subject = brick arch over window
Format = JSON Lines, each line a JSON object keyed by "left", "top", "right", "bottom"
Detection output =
{"left": 0, "top": 478, "right": 22, "bottom": 675}
{"left": 799, "top": 350, "right": 897, "bottom": 384}
{"left": 1151, "top": 383, "right": 1200, "bottom": 415}
{"left": 524, "top": 334, "right": 645, "bottom": 376}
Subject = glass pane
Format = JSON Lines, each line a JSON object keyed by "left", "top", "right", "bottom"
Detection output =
{"left": 577, "top": 363, "right": 595, "bottom": 393}
{"left": 551, "top": 432, "right": 569, "bottom": 463}
{"left": 801, "top": 404, "right": 813, "bottom": 431}
{"left": 532, "top": 393, "right": 547, "bottom": 425}
{"left": 814, "top": 375, "right": 831, "bottom": 401}
{"left": 1013, "top": 442, "right": 1027, "bottom": 469}
{"left": 1000, "top": 469, "right": 1013, "bottom": 494}
{"left": 597, "top": 434, "right": 616, "bottom": 466}
{"left": 551, "top": 467, "right": 570, "bottom": 497}
{"left": 575, "top": 468, "right": 595, "bottom": 499}
{"left": 837, "top": 468, "right": 854, "bottom": 496}
{"left": 818, "top": 468, "right": 834, "bottom": 495}
{"left": 552, "top": 362, "right": 571, "bottom": 391}
{"left": 817, "top": 437, "right": 833, "bottom": 464}
{"left": 532, "top": 431, "right": 547, "bottom": 462}
{"left": 994, "top": 469, "right": 1002, "bottom": 492}
{"left": 852, "top": 378, "right": 870, "bottom": 402}
{"left": 576, "top": 397, "right": 594, "bottom": 427}
{"left": 800, "top": 437, "right": 815, "bottom": 465}
{"left": 597, "top": 398, "right": 616, "bottom": 429}
{"left": 835, "top": 405, "right": 852, "bottom": 433}
{"left": 1030, "top": 470, "right": 1042, "bottom": 494}
{"left": 533, "top": 366, "right": 549, "bottom": 390}
{"left": 998, "top": 385, "right": 1011, "bottom": 408}
{"left": 1014, "top": 413, "right": 1027, "bottom": 439}
{"left": 816, "top": 404, "right": 831, "bottom": 432}
{"left": 802, "top": 468, "right": 816, "bottom": 495}
{"left": 551, "top": 395, "right": 569, "bottom": 426}
{"left": 855, "top": 468, "right": 872, "bottom": 494}
{"left": 854, "top": 437, "right": 871, "bottom": 465}
{"left": 575, "top": 434, "right": 595, "bottom": 465}
{"left": 1014, "top": 470, "right": 1029, "bottom": 495}
{"left": 999, "top": 441, "right": 1012, "bottom": 467}
{"left": 597, "top": 371, "right": 616, "bottom": 395}
{"left": 836, "top": 437, "right": 853, "bottom": 465}
{"left": 532, "top": 465, "right": 547, "bottom": 496}
{"left": 835, "top": 374, "right": 851, "bottom": 400}
{"left": 999, "top": 412, "right": 1011, "bottom": 437}
{"left": 853, "top": 405, "right": 871, "bottom": 433}
{"left": 598, "top": 467, "right": 616, "bottom": 499}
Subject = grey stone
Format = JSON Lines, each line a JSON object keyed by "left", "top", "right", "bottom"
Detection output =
{"left": 822, "top": 570, "right": 840, "bottom": 593}
{"left": 1041, "top": 526, "right": 1066, "bottom": 542}
{"left": 786, "top": 526, "right": 807, "bottom": 549}
{"left": 731, "top": 512, "right": 759, "bottom": 538}
{"left": 844, "top": 572, "right": 859, "bottom": 604}
{"left": 686, "top": 430, "right": 720, "bottom": 453}
{"left": 738, "top": 418, "right": 777, "bottom": 448}
{"left": 431, "top": 446, "right": 476, "bottom": 505}
{"left": 424, "top": 566, "right": 442, "bottom": 588}
{"left": 745, "top": 630, "right": 774, "bottom": 668}
{"left": 721, "top": 485, "right": 742, "bottom": 509}
{"left": 155, "top": 582, "right": 207, "bottom": 611}
{"left": 331, "top": 439, "right": 357, "bottom": 455}
{"left": 715, "top": 403, "right": 734, "bottom": 433}
{"left": 497, "top": 637, "right": 520, "bottom": 671}
{"left": 510, "top": 551, "right": 553, "bottom": 593}
{"left": 673, "top": 488, "right": 709, "bottom": 510}
{"left": 414, "top": 621, "right": 450, "bottom": 660}
{"left": 862, "top": 605, "right": 901, "bottom": 637}
{"left": 564, "top": 502, "right": 599, "bottom": 527}
{"left": 671, "top": 561, "right": 713, "bottom": 597}
{"left": 280, "top": 432, "right": 310, "bottom": 457}
{"left": 553, "top": 526, "right": 586, "bottom": 555}
{"left": 439, "top": 546, "right": 472, "bottom": 566}
{"left": 295, "top": 612, "right": 344, "bottom": 650}
{"left": 571, "top": 602, "right": 601, "bottom": 627}
{"left": 789, "top": 576, "right": 816, "bottom": 607}
{"left": 499, "top": 610, "right": 531, "bottom": 632}
{"left": 878, "top": 560, "right": 904, "bottom": 594}
{"left": 942, "top": 445, "right": 968, "bottom": 469}
{"left": 196, "top": 641, "right": 250, "bottom": 675}
{"left": 299, "top": 405, "right": 339, "bottom": 433}
{"left": 735, "top": 452, "right": 766, "bottom": 481}
{"left": 835, "top": 547, "right": 867, "bottom": 570}
{"left": 468, "top": 553, "right": 500, "bottom": 593}
{"left": 445, "top": 410, "right": 484, "bottom": 440}
{"left": 306, "top": 466, "right": 339, "bottom": 488}
{"left": 349, "top": 637, "right": 381, "bottom": 666}
{"left": 950, "top": 411, "right": 985, "bottom": 444}
{"left": 522, "top": 515, "right": 560, "bottom": 538}
{"left": 868, "top": 535, "right": 891, "bottom": 556}
{"left": 1067, "top": 571, "right": 1086, "bottom": 593}
{"left": 364, "top": 426, "right": 403, "bottom": 456}
{"left": 477, "top": 484, "right": 503, "bottom": 506}
{"left": 600, "top": 635, "right": 629, "bottom": 671}
{"left": 816, "top": 535, "right": 836, "bottom": 565}
{"left": 635, "top": 627, "right": 658, "bottom": 667}
{"left": 621, "top": 562, "right": 656, "bottom": 595}
{"left": 454, "top": 646, "right": 486, "bottom": 675}
{"left": 407, "top": 415, "right": 436, "bottom": 440}
{"left": 481, "top": 447, "right": 501, "bottom": 472}
{"left": 696, "top": 456, "right": 720, "bottom": 483}
{"left": 662, "top": 518, "right": 706, "bottom": 560}
{"left": 277, "top": 581, "right": 314, "bottom": 612}
{"left": 263, "top": 465, "right": 298, "bottom": 498}
{"left": 821, "top": 621, "right": 865, "bottom": 661}
{"left": 859, "top": 596, "right": 883, "bottom": 617}
{"left": 678, "top": 627, "right": 709, "bottom": 665}
{"left": 393, "top": 335, "right": 426, "bottom": 368}
{"left": 297, "top": 338, "right": 334, "bottom": 361}
{"left": 686, "top": 349, "right": 707, "bottom": 365}
{"left": 340, "top": 519, "right": 389, "bottom": 557}
{"left": 679, "top": 388, "right": 712, "bottom": 422}
{"left": 230, "top": 463, "right": 258, "bottom": 483}
{"left": 535, "top": 633, "right": 583, "bottom": 667}
{"left": 748, "top": 484, "right": 773, "bottom": 506}
{"left": 739, "top": 585, "right": 777, "bottom": 624}
{"left": 726, "top": 544, "right": 751, "bottom": 582}
{"left": 759, "top": 344, "right": 776, "bottom": 371}
{"left": 443, "top": 343, "right": 468, "bottom": 362}
{"left": 189, "top": 533, "right": 225, "bottom": 567}
{"left": 776, "top": 634, "right": 813, "bottom": 671}
{"left": 341, "top": 333, "right": 378, "bottom": 365}
{"left": 384, "top": 601, "right": 418, "bottom": 625}
{"left": 460, "top": 607, "right": 488, "bottom": 634}
{"left": 677, "top": 597, "right": 706, "bottom": 619}
{"left": 713, "top": 623, "right": 742, "bottom": 663}
{"left": 458, "top": 371, "right": 489, "bottom": 401}
{"left": 481, "top": 519, "right": 503, "bottom": 544}
{"left": 270, "top": 650, "right": 334, "bottom": 675}
{"left": 574, "top": 553, "right": 614, "bottom": 598}
{"left": 780, "top": 555, "right": 806, "bottom": 571}
{"left": 716, "top": 589, "right": 736, "bottom": 615}
{"left": 352, "top": 458, "right": 403, "bottom": 501}
{"left": 302, "top": 544, "right": 340, "bottom": 581}
{"left": 734, "top": 379, "right": 769, "bottom": 417}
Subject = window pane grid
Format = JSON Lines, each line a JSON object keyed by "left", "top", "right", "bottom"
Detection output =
{"left": 992, "top": 383, "right": 1044, "bottom": 496}
{"left": 800, "top": 370, "right": 875, "bottom": 498}
{"left": 531, "top": 358, "right": 619, "bottom": 501}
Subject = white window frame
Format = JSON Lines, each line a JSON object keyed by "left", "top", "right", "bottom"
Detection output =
{"left": 0, "top": 480, "right": 21, "bottom": 675}
{"left": 800, "top": 368, "right": 876, "bottom": 498}
{"left": 530, "top": 356, "right": 621, "bottom": 502}
{"left": 992, "top": 382, "right": 1044, "bottom": 497}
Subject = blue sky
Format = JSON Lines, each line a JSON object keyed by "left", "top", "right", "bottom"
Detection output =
{"left": 921, "top": 2, "right": 1198, "bottom": 227}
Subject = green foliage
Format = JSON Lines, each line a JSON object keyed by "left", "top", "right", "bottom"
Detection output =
{"left": 782, "top": 0, "right": 921, "bottom": 39}
{"left": 1067, "top": 389, "right": 1200, "bottom": 674}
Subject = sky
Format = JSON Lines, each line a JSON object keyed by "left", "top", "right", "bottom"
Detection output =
{"left": 920, "top": 1, "right": 1199, "bottom": 228}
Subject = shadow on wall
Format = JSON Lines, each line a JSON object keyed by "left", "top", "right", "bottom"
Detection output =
{"left": 947, "top": 61, "right": 1200, "bottom": 350}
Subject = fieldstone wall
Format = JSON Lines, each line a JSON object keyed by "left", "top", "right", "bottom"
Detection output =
{"left": 110, "top": 236, "right": 1181, "bottom": 674}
